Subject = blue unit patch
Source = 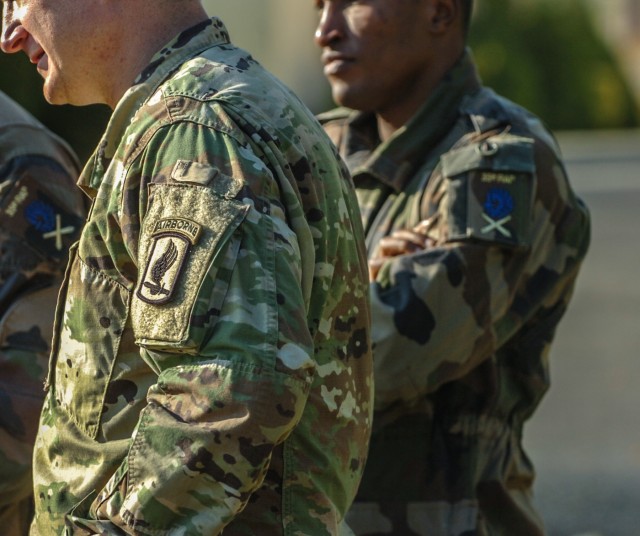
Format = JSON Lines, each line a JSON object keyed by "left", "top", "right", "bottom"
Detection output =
{"left": 483, "top": 187, "right": 514, "bottom": 220}
{"left": 481, "top": 187, "right": 515, "bottom": 238}
{"left": 25, "top": 200, "right": 56, "bottom": 232}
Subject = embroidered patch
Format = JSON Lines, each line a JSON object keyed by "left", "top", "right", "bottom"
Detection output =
{"left": 0, "top": 176, "right": 82, "bottom": 258}
{"left": 442, "top": 137, "right": 535, "bottom": 248}
{"left": 136, "top": 217, "right": 202, "bottom": 305}
{"left": 481, "top": 187, "right": 514, "bottom": 237}
{"left": 25, "top": 201, "right": 76, "bottom": 251}
{"left": 25, "top": 200, "right": 55, "bottom": 231}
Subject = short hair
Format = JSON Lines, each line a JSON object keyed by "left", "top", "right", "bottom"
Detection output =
{"left": 461, "top": 0, "right": 473, "bottom": 37}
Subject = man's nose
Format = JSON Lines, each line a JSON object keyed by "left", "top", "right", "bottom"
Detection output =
{"left": 1, "top": 8, "right": 27, "bottom": 54}
{"left": 314, "top": 6, "right": 342, "bottom": 48}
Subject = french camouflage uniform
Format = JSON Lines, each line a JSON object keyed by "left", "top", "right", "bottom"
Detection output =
{"left": 319, "top": 50, "right": 590, "bottom": 536}
{"left": 31, "top": 17, "right": 373, "bottom": 536}
{"left": 0, "top": 90, "right": 84, "bottom": 535}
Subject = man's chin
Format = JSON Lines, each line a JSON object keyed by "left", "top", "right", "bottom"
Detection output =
{"left": 43, "top": 85, "right": 89, "bottom": 106}
{"left": 331, "top": 86, "right": 363, "bottom": 112}
{"left": 42, "top": 93, "right": 67, "bottom": 105}
{"left": 42, "top": 79, "right": 68, "bottom": 106}
{"left": 330, "top": 84, "right": 353, "bottom": 109}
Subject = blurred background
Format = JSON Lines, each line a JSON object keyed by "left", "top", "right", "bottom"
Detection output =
{"left": 1, "top": 1, "right": 638, "bottom": 534}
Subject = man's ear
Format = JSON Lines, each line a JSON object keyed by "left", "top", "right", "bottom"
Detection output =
{"left": 426, "top": 0, "right": 459, "bottom": 34}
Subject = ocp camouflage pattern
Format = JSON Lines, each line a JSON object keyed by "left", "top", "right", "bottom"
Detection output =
{"left": 319, "top": 51, "right": 590, "bottom": 535}
{"left": 0, "top": 90, "right": 84, "bottom": 535}
{"left": 31, "top": 18, "right": 373, "bottom": 536}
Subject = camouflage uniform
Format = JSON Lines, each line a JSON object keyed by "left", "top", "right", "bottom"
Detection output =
{"left": 31, "top": 18, "right": 373, "bottom": 536}
{"left": 0, "top": 90, "right": 84, "bottom": 536}
{"left": 319, "top": 51, "right": 590, "bottom": 536}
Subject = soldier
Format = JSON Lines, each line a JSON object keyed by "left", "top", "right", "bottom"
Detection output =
{"left": 1, "top": 0, "right": 373, "bottom": 534}
{"left": 0, "top": 90, "right": 84, "bottom": 535}
{"left": 314, "top": 0, "right": 590, "bottom": 535}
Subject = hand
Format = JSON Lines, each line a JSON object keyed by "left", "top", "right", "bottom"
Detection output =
{"left": 369, "top": 219, "right": 436, "bottom": 280}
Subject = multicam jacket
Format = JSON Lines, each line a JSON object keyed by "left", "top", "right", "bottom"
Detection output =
{"left": 320, "top": 51, "right": 590, "bottom": 536}
{"left": 31, "top": 18, "right": 373, "bottom": 536}
{"left": 0, "top": 90, "right": 83, "bottom": 536}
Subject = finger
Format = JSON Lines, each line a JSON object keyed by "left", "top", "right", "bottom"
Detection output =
{"left": 379, "top": 234, "right": 427, "bottom": 256}
{"left": 391, "top": 229, "right": 432, "bottom": 248}
{"left": 378, "top": 237, "right": 415, "bottom": 257}
{"left": 368, "top": 258, "right": 383, "bottom": 281}
{"left": 412, "top": 218, "right": 434, "bottom": 235}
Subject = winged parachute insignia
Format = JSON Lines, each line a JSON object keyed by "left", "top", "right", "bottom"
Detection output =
{"left": 136, "top": 217, "right": 202, "bottom": 305}
{"left": 144, "top": 239, "right": 178, "bottom": 295}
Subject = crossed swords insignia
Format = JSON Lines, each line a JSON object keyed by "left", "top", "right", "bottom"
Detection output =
{"left": 42, "top": 214, "right": 75, "bottom": 250}
{"left": 481, "top": 213, "right": 512, "bottom": 238}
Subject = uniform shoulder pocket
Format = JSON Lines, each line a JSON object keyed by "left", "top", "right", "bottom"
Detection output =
{"left": 132, "top": 178, "right": 250, "bottom": 353}
{"left": 441, "top": 136, "right": 536, "bottom": 248}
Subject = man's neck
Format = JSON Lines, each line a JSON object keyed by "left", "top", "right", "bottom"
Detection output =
{"left": 374, "top": 42, "right": 465, "bottom": 143}
{"left": 106, "top": 3, "right": 209, "bottom": 108}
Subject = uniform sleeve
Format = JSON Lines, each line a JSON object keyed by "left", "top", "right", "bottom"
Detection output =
{"left": 69, "top": 126, "right": 316, "bottom": 534}
{"left": 369, "top": 136, "right": 590, "bottom": 409}
{"left": 0, "top": 153, "right": 82, "bottom": 529}
{"left": 0, "top": 286, "right": 59, "bottom": 532}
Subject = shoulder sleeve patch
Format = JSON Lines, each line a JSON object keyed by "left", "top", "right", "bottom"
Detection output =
{"left": 136, "top": 217, "right": 203, "bottom": 305}
{"left": 441, "top": 136, "right": 536, "bottom": 248}
{"left": 132, "top": 182, "right": 249, "bottom": 352}
{"left": 0, "top": 173, "right": 83, "bottom": 261}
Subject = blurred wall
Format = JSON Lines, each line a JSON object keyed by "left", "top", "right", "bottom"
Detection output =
{"left": 586, "top": 0, "right": 640, "bottom": 108}
{"left": 203, "top": 0, "right": 331, "bottom": 113}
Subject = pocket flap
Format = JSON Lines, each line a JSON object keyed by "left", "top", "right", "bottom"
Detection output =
{"left": 442, "top": 137, "right": 535, "bottom": 177}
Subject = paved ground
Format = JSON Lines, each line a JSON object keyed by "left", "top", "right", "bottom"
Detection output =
{"left": 524, "top": 130, "right": 640, "bottom": 536}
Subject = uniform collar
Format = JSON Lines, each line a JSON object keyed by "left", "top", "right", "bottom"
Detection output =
{"left": 78, "top": 17, "right": 231, "bottom": 197}
{"left": 346, "top": 49, "right": 482, "bottom": 192}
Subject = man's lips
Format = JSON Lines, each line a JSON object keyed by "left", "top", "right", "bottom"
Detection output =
{"left": 322, "top": 52, "right": 354, "bottom": 76}
{"left": 29, "top": 48, "right": 44, "bottom": 64}
{"left": 29, "top": 49, "right": 46, "bottom": 69}
{"left": 33, "top": 52, "right": 48, "bottom": 74}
